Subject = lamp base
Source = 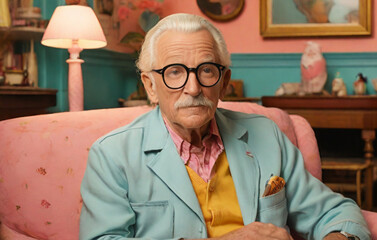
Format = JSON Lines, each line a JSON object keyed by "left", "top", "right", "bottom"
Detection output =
{"left": 66, "top": 58, "right": 84, "bottom": 111}
{"left": 67, "top": 42, "right": 84, "bottom": 111}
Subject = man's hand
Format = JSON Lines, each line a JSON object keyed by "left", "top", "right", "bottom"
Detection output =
{"left": 215, "top": 222, "right": 293, "bottom": 240}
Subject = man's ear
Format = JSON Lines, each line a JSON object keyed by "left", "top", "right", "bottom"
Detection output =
{"left": 140, "top": 72, "right": 159, "bottom": 104}
{"left": 219, "top": 68, "right": 231, "bottom": 100}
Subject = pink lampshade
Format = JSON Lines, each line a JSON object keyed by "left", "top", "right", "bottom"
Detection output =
{"left": 41, "top": 5, "right": 107, "bottom": 49}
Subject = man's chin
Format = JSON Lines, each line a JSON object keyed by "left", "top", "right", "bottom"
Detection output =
{"left": 180, "top": 107, "right": 213, "bottom": 121}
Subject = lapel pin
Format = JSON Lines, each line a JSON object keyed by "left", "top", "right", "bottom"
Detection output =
{"left": 246, "top": 151, "right": 253, "bottom": 158}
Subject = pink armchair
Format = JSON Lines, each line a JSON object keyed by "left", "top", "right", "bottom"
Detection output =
{"left": 0, "top": 102, "right": 376, "bottom": 240}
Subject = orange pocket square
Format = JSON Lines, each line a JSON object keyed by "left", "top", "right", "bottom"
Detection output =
{"left": 262, "top": 175, "right": 286, "bottom": 197}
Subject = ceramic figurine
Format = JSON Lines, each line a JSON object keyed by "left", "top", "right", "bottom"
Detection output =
{"left": 301, "top": 41, "right": 327, "bottom": 94}
{"left": 331, "top": 72, "right": 347, "bottom": 97}
{"left": 353, "top": 73, "right": 367, "bottom": 95}
{"left": 275, "top": 82, "right": 301, "bottom": 96}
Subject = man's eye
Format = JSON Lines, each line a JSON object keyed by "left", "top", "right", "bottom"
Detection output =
{"left": 166, "top": 67, "right": 184, "bottom": 78}
{"left": 201, "top": 66, "right": 216, "bottom": 76}
{"left": 171, "top": 69, "right": 181, "bottom": 75}
{"left": 203, "top": 67, "right": 212, "bottom": 73}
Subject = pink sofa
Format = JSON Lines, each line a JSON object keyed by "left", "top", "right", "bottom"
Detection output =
{"left": 0, "top": 101, "right": 376, "bottom": 240}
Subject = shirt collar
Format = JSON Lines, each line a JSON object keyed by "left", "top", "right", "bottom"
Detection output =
{"left": 164, "top": 117, "right": 224, "bottom": 164}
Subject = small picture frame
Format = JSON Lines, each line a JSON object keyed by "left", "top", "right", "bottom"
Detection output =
{"left": 225, "top": 79, "right": 244, "bottom": 98}
{"left": 197, "top": 0, "right": 244, "bottom": 22}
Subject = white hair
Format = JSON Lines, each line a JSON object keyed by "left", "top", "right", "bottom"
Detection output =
{"left": 136, "top": 13, "right": 231, "bottom": 72}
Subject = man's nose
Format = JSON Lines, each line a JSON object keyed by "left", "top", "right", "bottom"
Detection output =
{"left": 183, "top": 72, "right": 201, "bottom": 96}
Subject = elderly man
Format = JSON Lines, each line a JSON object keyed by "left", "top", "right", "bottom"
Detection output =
{"left": 80, "top": 13, "right": 370, "bottom": 240}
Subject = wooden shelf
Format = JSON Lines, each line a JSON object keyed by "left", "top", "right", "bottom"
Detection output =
{"left": 0, "top": 86, "right": 56, "bottom": 95}
{"left": 223, "top": 97, "right": 260, "bottom": 102}
{"left": 0, "top": 26, "right": 44, "bottom": 41}
{"left": 261, "top": 95, "right": 377, "bottom": 110}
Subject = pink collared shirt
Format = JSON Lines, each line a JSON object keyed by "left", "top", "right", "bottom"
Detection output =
{"left": 165, "top": 119, "right": 224, "bottom": 182}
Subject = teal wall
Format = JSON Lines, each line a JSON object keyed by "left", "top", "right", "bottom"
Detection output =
{"left": 35, "top": 44, "right": 68, "bottom": 112}
{"left": 81, "top": 50, "right": 138, "bottom": 110}
{"left": 231, "top": 52, "right": 377, "bottom": 97}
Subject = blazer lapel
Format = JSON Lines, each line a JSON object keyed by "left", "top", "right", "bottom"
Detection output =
{"left": 143, "top": 108, "right": 205, "bottom": 224}
{"left": 216, "top": 109, "right": 260, "bottom": 225}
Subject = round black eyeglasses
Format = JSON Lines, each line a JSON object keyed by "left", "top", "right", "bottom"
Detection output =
{"left": 152, "top": 62, "right": 226, "bottom": 89}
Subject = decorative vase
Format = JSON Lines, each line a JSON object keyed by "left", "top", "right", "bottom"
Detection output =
{"left": 27, "top": 40, "right": 38, "bottom": 87}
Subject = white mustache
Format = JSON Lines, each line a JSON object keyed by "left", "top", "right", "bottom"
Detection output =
{"left": 174, "top": 94, "right": 214, "bottom": 110}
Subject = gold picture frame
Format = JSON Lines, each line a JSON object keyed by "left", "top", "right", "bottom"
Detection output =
{"left": 260, "top": 0, "right": 371, "bottom": 37}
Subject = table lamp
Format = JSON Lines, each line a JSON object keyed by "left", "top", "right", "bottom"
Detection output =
{"left": 41, "top": 5, "right": 107, "bottom": 111}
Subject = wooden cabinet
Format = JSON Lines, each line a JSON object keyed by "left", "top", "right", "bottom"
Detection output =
{"left": 0, "top": 86, "right": 57, "bottom": 120}
{"left": 261, "top": 95, "right": 377, "bottom": 210}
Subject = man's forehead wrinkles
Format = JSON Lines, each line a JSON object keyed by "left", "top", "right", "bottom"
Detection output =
{"left": 158, "top": 48, "right": 216, "bottom": 65}
{"left": 160, "top": 42, "right": 215, "bottom": 51}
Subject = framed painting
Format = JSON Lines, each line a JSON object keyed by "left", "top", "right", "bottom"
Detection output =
{"left": 197, "top": 0, "right": 244, "bottom": 22}
{"left": 260, "top": 0, "right": 371, "bottom": 37}
{"left": 225, "top": 79, "right": 244, "bottom": 98}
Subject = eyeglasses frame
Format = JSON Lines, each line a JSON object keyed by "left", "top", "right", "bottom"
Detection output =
{"left": 152, "top": 62, "right": 226, "bottom": 90}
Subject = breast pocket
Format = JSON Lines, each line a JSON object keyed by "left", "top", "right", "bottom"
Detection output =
{"left": 130, "top": 200, "right": 174, "bottom": 238}
{"left": 257, "top": 188, "right": 288, "bottom": 228}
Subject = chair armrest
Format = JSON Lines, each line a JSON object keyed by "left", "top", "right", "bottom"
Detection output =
{"left": 362, "top": 210, "right": 377, "bottom": 238}
{"left": 289, "top": 115, "right": 322, "bottom": 181}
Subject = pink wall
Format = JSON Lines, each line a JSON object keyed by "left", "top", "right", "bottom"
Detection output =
{"left": 163, "top": 0, "right": 377, "bottom": 54}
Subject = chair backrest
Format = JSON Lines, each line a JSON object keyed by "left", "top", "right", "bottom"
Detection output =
{"left": 0, "top": 102, "right": 322, "bottom": 240}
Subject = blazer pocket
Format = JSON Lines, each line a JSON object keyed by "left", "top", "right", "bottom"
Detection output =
{"left": 257, "top": 187, "right": 288, "bottom": 228}
{"left": 130, "top": 200, "right": 174, "bottom": 238}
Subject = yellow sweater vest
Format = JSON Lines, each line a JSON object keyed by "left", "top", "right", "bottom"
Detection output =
{"left": 185, "top": 151, "right": 244, "bottom": 238}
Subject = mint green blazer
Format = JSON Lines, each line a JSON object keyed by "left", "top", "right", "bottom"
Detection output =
{"left": 80, "top": 107, "right": 370, "bottom": 240}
